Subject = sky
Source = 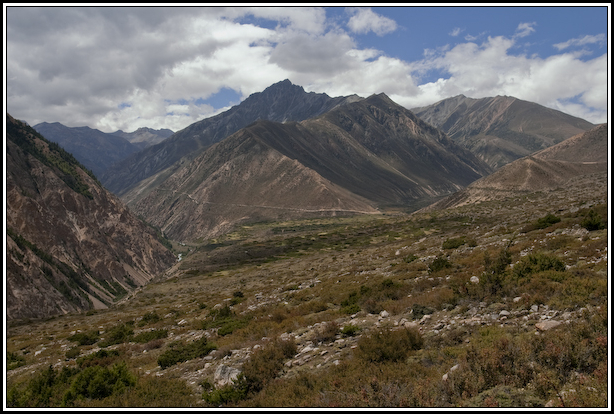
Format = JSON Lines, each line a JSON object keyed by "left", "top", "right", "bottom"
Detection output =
{"left": 4, "top": 4, "right": 610, "bottom": 134}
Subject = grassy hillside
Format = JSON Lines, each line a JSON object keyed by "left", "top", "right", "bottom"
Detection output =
{"left": 6, "top": 171, "right": 608, "bottom": 408}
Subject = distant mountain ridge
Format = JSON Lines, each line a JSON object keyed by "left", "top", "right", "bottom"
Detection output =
{"left": 32, "top": 122, "right": 140, "bottom": 178}
{"left": 411, "top": 95, "right": 594, "bottom": 169}
{"left": 422, "top": 123, "right": 608, "bottom": 211}
{"left": 112, "top": 127, "right": 174, "bottom": 150}
{"left": 6, "top": 114, "right": 176, "bottom": 320}
{"left": 131, "top": 93, "right": 492, "bottom": 242}
{"left": 100, "top": 79, "right": 363, "bottom": 196}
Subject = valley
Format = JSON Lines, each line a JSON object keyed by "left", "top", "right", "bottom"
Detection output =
{"left": 6, "top": 168, "right": 608, "bottom": 407}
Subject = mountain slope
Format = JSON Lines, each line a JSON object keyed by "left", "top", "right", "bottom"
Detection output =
{"left": 131, "top": 94, "right": 492, "bottom": 242}
{"left": 411, "top": 95, "right": 595, "bottom": 169}
{"left": 33, "top": 122, "right": 141, "bottom": 178}
{"left": 422, "top": 123, "right": 608, "bottom": 210}
{"left": 101, "top": 79, "right": 362, "bottom": 196}
{"left": 6, "top": 114, "right": 176, "bottom": 321}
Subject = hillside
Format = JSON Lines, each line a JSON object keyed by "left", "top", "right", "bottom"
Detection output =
{"left": 101, "top": 80, "right": 362, "bottom": 196}
{"left": 421, "top": 124, "right": 608, "bottom": 211}
{"left": 130, "top": 93, "right": 492, "bottom": 242}
{"left": 6, "top": 114, "right": 177, "bottom": 321}
{"left": 411, "top": 95, "right": 595, "bottom": 169}
{"left": 6, "top": 156, "right": 607, "bottom": 408}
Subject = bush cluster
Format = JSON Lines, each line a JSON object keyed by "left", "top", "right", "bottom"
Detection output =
{"left": 157, "top": 337, "right": 217, "bottom": 369}
{"left": 355, "top": 327, "right": 423, "bottom": 363}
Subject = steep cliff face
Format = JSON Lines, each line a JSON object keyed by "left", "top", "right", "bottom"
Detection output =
{"left": 6, "top": 114, "right": 176, "bottom": 321}
{"left": 101, "top": 79, "right": 362, "bottom": 197}
{"left": 131, "top": 94, "right": 492, "bottom": 242}
{"left": 411, "top": 95, "right": 595, "bottom": 169}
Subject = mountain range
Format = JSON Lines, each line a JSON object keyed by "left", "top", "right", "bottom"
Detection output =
{"left": 100, "top": 79, "right": 362, "bottom": 197}
{"left": 411, "top": 94, "right": 594, "bottom": 169}
{"left": 129, "top": 93, "right": 492, "bottom": 242}
{"left": 32, "top": 122, "right": 174, "bottom": 178}
{"left": 6, "top": 80, "right": 605, "bottom": 320}
{"left": 421, "top": 123, "right": 608, "bottom": 211}
{"left": 6, "top": 114, "right": 176, "bottom": 320}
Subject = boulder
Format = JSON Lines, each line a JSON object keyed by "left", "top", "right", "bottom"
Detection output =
{"left": 214, "top": 364, "right": 241, "bottom": 388}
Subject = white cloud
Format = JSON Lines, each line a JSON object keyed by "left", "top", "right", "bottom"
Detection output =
{"left": 6, "top": 7, "right": 607, "bottom": 133}
{"left": 449, "top": 27, "right": 463, "bottom": 37}
{"left": 553, "top": 33, "right": 606, "bottom": 50}
{"left": 346, "top": 7, "right": 397, "bottom": 36}
{"left": 514, "top": 22, "right": 536, "bottom": 38}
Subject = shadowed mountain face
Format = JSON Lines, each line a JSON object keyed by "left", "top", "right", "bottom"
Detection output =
{"left": 131, "top": 94, "right": 492, "bottom": 242}
{"left": 6, "top": 114, "right": 176, "bottom": 321}
{"left": 422, "top": 123, "right": 608, "bottom": 211}
{"left": 100, "top": 79, "right": 362, "bottom": 196}
{"left": 33, "top": 122, "right": 141, "bottom": 178}
{"left": 411, "top": 95, "right": 595, "bottom": 169}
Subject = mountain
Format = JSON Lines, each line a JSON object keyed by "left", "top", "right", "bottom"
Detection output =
{"left": 112, "top": 127, "right": 174, "bottom": 151}
{"left": 6, "top": 114, "right": 177, "bottom": 321}
{"left": 411, "top": 95, "right": 595, "bottom": 169}
{"left": 422, "top": 123, "right": 608, "bottom": 211}
{"left": 33, "top": 122, "right": 141, "bottom": 178}
{"left": 130, "top": 93, "right": 492, "bottom": 242}
{"left": 100, "top": 79, "right": 363, "bottom": 196}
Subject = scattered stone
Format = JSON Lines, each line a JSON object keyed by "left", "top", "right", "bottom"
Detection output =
{"left": 535, "top": 320, "right": 562, "bottom": 331}
{"left": 513, "top": 296, "right": 523, "bottom": 303}
{"left": 379, "top": 310, "right": 390, "bottom": 318}
{"left": 470, "top": 276, "right": 480, "bottom": 284}
{"left": 214, "top": 364, "right": 241, "bottom": 388}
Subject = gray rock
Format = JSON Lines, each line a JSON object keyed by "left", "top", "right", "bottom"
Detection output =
{"left": 214, "top": 364, "right": 241, "bottom": 388}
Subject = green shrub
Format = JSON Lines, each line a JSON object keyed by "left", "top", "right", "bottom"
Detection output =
{"left": 137, "top": 311, "right": 161, "bottom": 327}
{"left": 77, "top": 349, "right": 121, "bottom": 368}
{"left": 203, "top": 380, "right": 247, "bottom": 406}
{"left": 411, "top": 303, "right": 434, "bottom": 320}
{"left": 340, "top": 324, "right": 361, "bottom": 337}
{"left": 513, "top": 253, "right": 566, "bottom": 279}
{"left": 404, "top": 254, "right": 418, "bottom": 263}
{"left": 68, "top": 330, "right": 100, "bottom": 346}
{"left": 7, "top": 351, "right": 26, "bottom": 370}
{"left": 240, "top": 339, "right": 297, "bottom": 395}
{"left": 62, "top": 362, "right": 136, "bottom": 405}
{"left": 157, "top": 337, "right": 217, "bottom": 369}
{"left": 355, "top": 327, "right": 423, "bottom": 363}
{"left": 314, "top": 321, "right": 339, "bottom": 343}
{"left": 536, "top": 213, "right": 561, "bottom": 229}
{"left": 65, "top": 347, "right": 81, "bottom": 360}
{"left": 442, "top": 237, "right": 466, "bottom": 250}
{"left": 133, "top": 329, "right": 168, "bottom": 344}
{"left": 428, "top": 256, "right": 452, "bottom": 274}
{"left": 581, "top": 209, "right": 605, "bottom": 231}
{"left": 98, "top": 323, "right": 133, "bottom": 348}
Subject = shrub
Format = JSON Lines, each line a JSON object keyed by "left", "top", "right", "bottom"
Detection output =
{"left": 137, "top": 311, "right": 161, "bottom": 327}
{"left": 442, "top": 237, "right": 466, "bottom": 250}
{"left": 157, "top": 337, "right": 217, "bottom": 369}
{"left": 513, "top": 253, "right": 566, "bottom": 279}
{"left": 8, "top": 351, "right": 26, "bottom": 370}
{"left": 98, "top": 323, "right": 133, "bottom": 348}
{"left": 340, "top": 324, "right": 361, "bottom": 337}
{"left": 77, "top": 349, "right": 121, "bottom": 368}
{"left": 355, "top": 327, "right": 423, "bottom": 363}
{"left": 410, "top": 303, "right": 434, "bottom": 320}
{"left": 428, "top": 256, "right": 452, "bottom": 274}
{"left": 133, "top": 329, "right": 168, "bottom": 344}
{"left": 240, "top": 339, "right": 297, "bottom": 395}
{"left": 65, "top": 347, "right": 81, "bottom": 360}
{"left": 581, "top": 209, "right": 605, "bottom": 231}
{"left": 314, "top": 321, "right": 339, "bottom": 343}
{"left": 68, "top": 330, "right": 100, "bottom": 346}
{"left": 62, "top": 362, "right": 136, "bottom": 405}
{"left": 536, "top": 213, "right": 561, "bottom": 229}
